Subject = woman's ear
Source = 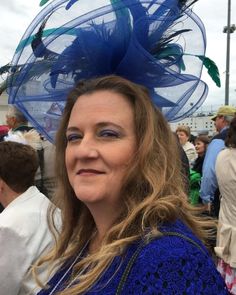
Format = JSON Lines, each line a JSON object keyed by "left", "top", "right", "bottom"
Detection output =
{"left": 0, "top": 178, "right": 4, "bottom": 203}
{"left": 0, "top": 178, "right": 12, "bottom": 208}
{"left": 0, "top": 178, "right": 9, "bottom": 196}
{"left": 0, "top": 178, "right": 3, "bottom": 191}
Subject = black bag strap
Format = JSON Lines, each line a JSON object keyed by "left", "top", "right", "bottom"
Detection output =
{"left": 115, "top": 231, "right": 206, "bottom": 295}
{"left": 115, "top": 242, "right": 144, "bottom": 295}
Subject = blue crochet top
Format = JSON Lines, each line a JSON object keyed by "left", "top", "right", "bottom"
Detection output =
{"left": 37, "top": 220, "right": 228, "bottom": 294}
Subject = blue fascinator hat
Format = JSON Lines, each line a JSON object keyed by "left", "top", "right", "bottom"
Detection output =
{"left": 7, "top": 0, "right": 210, "bottom": 142}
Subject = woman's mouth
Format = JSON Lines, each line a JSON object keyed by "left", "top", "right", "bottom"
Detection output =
{"left": 77, "top": 169, "right": 104, "bottom": 176}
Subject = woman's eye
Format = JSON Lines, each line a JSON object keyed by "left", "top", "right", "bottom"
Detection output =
{"left": 66, "top": 133, "right": 82, "bottom": 142}
{"left": 99, "top": 130, "right": 119, "bottom": 138}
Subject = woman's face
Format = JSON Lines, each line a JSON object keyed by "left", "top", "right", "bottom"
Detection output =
{"left": 65, "top": 90, "right": 137, "bottom": 209}
{"left": 194, "top": 140, "right": 206, "bottom": 156}
{"left": 176, "top": 131, "right": 188, "bottom": 145}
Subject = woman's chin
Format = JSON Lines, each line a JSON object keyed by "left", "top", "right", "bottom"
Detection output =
{"left": 74, "top": 191, "right": 103, "bottom": 204}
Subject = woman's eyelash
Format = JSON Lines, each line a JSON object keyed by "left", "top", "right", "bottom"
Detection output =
{"left": 66, "top": 134, "right": 82, "bottom": 141}
{"left": 66, "top": 130, "right": 120, "bottom": 141}
{"left": 99, "top": 130, "right": 120, "bottom": 137}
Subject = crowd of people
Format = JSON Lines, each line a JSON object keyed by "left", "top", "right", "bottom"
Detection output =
{"left": 175, "top": 105, "right": 236, "bottom": 294}
{"left": 0, "top": 0, "right": 235, "bottom": 294}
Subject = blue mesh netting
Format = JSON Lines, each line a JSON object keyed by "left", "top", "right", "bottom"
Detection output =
{"left": 7, "top": 0, "right": 208, "bottom": 142}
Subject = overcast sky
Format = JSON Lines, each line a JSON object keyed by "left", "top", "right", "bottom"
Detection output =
{"left": 0, "top": 0, "right": 236, "bottom": 108}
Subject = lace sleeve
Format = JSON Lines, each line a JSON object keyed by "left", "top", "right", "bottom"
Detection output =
{"left": 124, "top": 236, "right": 228, "bottom": 295}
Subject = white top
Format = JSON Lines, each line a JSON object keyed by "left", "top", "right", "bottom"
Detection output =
{"left": 182, "top": 141, "right": 197, "bottom": 167}
{"left": 0, "top": 186, "right": 61, "bottom": 295}
{"left": 215, "top": 148, "right": 236, "bottom": 267}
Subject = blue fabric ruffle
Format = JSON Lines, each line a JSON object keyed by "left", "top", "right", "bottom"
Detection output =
{"left": 7, "top": 0, "right": 207, "bottom": 142}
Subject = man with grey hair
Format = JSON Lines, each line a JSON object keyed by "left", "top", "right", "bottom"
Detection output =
{"left": 200, "top": 105, "right": 236, "bottom": 217}
{"left": 6, "top": 105, "right": 32, "bottom": 132}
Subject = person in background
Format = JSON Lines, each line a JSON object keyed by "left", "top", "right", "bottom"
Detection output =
{"left": 176, "top": 125, "right": 197, "bottom": 167}
{"left": 173, "top": 132, "right": 190, "bottom": 194}
{"left": 0, "top": 125, "right": 9, "bottom": 142}
{"left": 193, "top": 135, "right": 210, "bottom": 175}
{"left": 0, "top": 125, "right": 9, "bottom": 213}
{"left": 200, "top": 105, "right": 236, "bottom": 217}
{"left": 188, "top": 135, "right": 210, "bottom": 206}
{"left": 0, "top": 139, "right": 61, "bottom": 295}
{"left": 6, "top": 105, "right": 57, "bottom": 199}
{"left": 215, "top": 116, "right": 236, "bottom": 294}
{"left": 6, "top": 105, "right": 32, "bottom": 132}
{"left": 31, "top": 76, "right": 227, "bottom": 295}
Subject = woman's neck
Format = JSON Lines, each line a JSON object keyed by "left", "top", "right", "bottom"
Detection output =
{"left": 88, "top": 232, "right": 103, "bottom": 254}
{"left": 87, "top": 202, "right": 121, "bottom": 254}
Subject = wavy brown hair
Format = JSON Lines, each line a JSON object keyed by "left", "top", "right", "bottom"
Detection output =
{"left": 33, "top": 75, "right": 214, "bottom": 294}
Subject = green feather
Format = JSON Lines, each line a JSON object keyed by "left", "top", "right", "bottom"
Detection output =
{"left": 39, "top": 0, "right": 50, "bottom": 7}
{"left": 197, "top": 55, "right": 221, "bottom": 87}
{"left": 154, "top": 48, "right": 221, "bottom": 88}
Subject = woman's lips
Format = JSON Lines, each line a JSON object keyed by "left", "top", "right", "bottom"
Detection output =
{"left": 77, "top": 169, "right": 104, "bottom": 175}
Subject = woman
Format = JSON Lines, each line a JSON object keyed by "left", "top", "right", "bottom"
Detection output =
{"left": 30, "top": 76, "right": 228, "bottom": 295}
{"left": 215, "top": 116, "right": 236, "bottom": 294}
{"left": 176, "top": 125, "right": 197, "bottom": 168}
{"left": 193, "top": 135, "right": 210, "bottom": 174}
{"left": 189, "top": 135, "right": 209, "bottom": 205}
{"left": 3, "top": 0, "right": 225, "bottom": 293}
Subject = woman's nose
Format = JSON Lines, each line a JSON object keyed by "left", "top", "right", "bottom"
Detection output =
{"left": 76, "top": 137, "right": 99, "bottom": 159}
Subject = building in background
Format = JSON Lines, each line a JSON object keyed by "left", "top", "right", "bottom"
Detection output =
{"left": 169, "top": 106, "right": 230, "bottom": 137}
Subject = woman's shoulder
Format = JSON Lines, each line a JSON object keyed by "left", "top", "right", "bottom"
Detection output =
{"left": 183, "top": 141, "right": 195, "bottom": 150}
{"left": 218, "top": 147, "right": 236, "bottom": 158}
{"left": 138, "top": 220, "right": 208, "bottom": 263}
{"left": 125, "top": 220, "right": 227, "bottom": 294}
{"left": 216, "top": 148, "right": 236, "bottom": 170}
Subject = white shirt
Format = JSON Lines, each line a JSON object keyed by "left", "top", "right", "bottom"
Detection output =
{"left": 215, "top": 148, "right": 236, "bottom": 267}
{"left": 182, "top": 141, "right": 197, "bottom": 167}
{"left": 0, "top": 186, "right": 60, "bottom": 295}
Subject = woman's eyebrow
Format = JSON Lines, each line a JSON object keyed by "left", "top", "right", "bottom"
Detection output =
{"left": 66, "top": 122, "right": 125, "bottom": 133}
{"left": 96, "top": 122, "right": 122, "bottom": 129}
{"left": 66, "top": 126, "right": 80, "bottom": 133}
